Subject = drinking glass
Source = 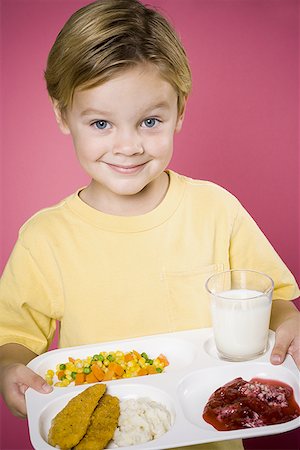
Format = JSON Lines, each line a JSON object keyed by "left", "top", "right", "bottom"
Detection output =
{"left": 206, "top": 269, "right": 274, "bottom": 361}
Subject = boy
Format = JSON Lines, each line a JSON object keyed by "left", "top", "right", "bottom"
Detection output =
{"left": 0, "top": 1, "right": 299, "bottom": 449}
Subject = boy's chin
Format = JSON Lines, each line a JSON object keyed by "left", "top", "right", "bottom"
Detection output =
{"left": 111, "top": 185, "right": 147, "bottom": 197}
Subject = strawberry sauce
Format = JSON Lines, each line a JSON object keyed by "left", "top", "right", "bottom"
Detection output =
{"left": 203, "top": 377, "right": 300, "bottom": 431}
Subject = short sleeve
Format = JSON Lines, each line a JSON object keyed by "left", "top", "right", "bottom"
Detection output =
{"left": 229, "top": 203, "right": 300, "bottom": 301}
{"left": 0, "top": 237, "right": 63, "bottom": 354}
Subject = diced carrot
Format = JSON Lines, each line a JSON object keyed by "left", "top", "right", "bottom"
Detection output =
{"left": 68, "top": 357, "right": 75, "bottom": 363}
{"left": 124, "top": 353, "right": 133, "bottom": 362}
{"left": 133, "top": 350, "right": 141, "bottom": 359}
{"left": 57, "top": 370, "right": 65, "bottom": 380}
{"left": 102, "top": 369, "right": 114, "bottom": 381}
{"left": 158, "top": 354, "right": 169, "bottom": 366}
{"left": 85, "top": 372, "right": 98, "bottom": 384}
{"left": 91, "top": 364, "right": 105, "bottom": 381}
{"left": 137, "top": 368, "right": 148, "bottom": 376}
{"left": 115, "top": 364, "right": 124, "bottom": 377}
{"left": 147, "top": 366, "right": 158, "bottom": 374}
{"left": 108, "top": 362, "right": 124, "bottom": 377}
{"left": 74, "top": 373, "right": 85, "bottom": 385}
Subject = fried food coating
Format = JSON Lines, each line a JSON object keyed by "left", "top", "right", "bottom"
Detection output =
{"left": 48, "top": 383, "right": 106, "bottom": 449}
{"left": 74, "top": 394, "right": 120, "bottom": 450}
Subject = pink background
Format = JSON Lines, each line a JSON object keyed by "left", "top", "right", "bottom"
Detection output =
{"left": 1, "top": 0, "right": 299, "bottom": 449}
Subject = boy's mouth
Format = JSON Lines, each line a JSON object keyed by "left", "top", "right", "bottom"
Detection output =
{"left": 104, "top": 162, "right": 147, "bottom": 174}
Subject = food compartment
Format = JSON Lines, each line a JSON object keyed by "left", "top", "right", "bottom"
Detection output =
{"left": 177, "top": 362, "right": 300, "bottom": 435}
{"left": 28, "top": 335, "right": 198, "bottom": 385}
{"left": 35, "top": 382, "right": 176, "bottom": 450}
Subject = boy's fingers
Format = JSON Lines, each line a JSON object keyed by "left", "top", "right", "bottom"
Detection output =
{"left": 270, "top": 316, "right": 300, "bottom": 369}
{"left": 270, "top": 328, "right": 291, "bottom": 365}
{"left": 1, "top": 364, "right": 53, "bottom": 418}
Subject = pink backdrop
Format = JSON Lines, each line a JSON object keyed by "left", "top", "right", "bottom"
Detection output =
{"left": 1, "top": 0, "right": 299, "bottom": 449}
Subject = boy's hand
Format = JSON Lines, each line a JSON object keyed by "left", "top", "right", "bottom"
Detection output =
{"left": 270, "top": 315, "right": 300, "bottom": 369}
{"left": 1, "top": 362, "right": 53, "bottom": 418}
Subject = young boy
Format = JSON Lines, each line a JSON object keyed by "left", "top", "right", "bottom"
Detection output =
{"left": 0, "top": 1, "right": 299, "bottom": 449}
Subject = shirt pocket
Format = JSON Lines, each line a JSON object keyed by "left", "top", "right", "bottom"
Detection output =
{"left": 163, "top": 263, "right": 224, "bottom": 331}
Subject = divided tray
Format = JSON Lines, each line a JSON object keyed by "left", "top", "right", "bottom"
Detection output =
{"left": 25, "top": 328, "right": 300, "bottom": 449}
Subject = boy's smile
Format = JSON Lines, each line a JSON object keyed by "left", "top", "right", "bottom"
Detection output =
{"left": 54, "top": 64, "right": 185, "bottom": 215}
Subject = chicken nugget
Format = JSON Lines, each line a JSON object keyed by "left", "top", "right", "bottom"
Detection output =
{"left": 74, "top": 394, "right": 120, "bottom": 450}
{"left": 48, "top": 383, "right": 106, "bottom": 449}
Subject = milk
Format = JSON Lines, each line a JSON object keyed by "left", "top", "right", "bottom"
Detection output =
{"left": 211, "top": 289, "right": 272, "bottom": 360}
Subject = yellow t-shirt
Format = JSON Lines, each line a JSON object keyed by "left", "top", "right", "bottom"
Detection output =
{"left": 0, "top": 170, "right": 299, "bottom": 352}
{"left": 2, "top": 170, "right": 299, "bottom": 450}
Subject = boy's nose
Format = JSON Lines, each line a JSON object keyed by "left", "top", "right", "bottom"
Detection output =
{"left": 112, "top": 129, "right": 143, "bottom": 156}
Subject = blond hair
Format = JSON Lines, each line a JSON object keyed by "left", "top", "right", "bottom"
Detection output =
{"left": 45, "top": 0, "right": 191, "bottom": 115}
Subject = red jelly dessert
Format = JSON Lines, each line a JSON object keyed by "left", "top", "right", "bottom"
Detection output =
{"left": 203, "top": 377, "right": 300, "bottom": 431}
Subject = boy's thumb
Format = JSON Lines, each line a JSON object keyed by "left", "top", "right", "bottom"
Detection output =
{"left": 34, "top": 378, "right": 53, "bottom": 393}
{"left": 23, "top": 366, "right": 53, "bottom": 394}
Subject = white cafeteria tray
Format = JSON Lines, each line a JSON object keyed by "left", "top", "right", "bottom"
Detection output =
{"left": 25, "top": 328, "right": 300, "bottom": 450}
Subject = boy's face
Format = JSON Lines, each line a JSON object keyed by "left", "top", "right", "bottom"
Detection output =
{"left": 54, "top": 64, "right": 184, "bottom": 213}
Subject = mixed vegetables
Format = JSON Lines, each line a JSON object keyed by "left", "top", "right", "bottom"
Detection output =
{"left": 45, "top": 350, "right": 169, "bottom": 387}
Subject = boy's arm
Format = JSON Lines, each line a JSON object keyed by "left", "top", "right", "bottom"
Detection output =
{"left": 0, "top": 343, "right": 52, "bottom": 418}
{"left": 0, "top": 343, "right": 38, "bottom": 367}
{"left": 270, "top": 299, "right": 300, "bottom": 369}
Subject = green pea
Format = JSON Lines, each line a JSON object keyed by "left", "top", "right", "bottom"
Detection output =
{"left": 156, "top": 367, "right": 163, "bottom": 373}
{"left": 141, "top": 352, "right": 148, "bottom": 360}
{"left": 83, "top": 367, "right": 91, "bottom": 374}
{"left": 147, "top": 359, "right": 153, "bottom": 365}
{"left": 98, "top": 354, "right": 104, "bottom": 362}
{"left": 107, "top": 354, "right": 115, "bottom": 362}
{"left": 71, "top": 372, "right": 77, "bottom": 379}
{"left": 59, "top": 364, "right": 66, "bottom": 370}
{"left": 92, "top": 354, "right": 99, "bottom": 361}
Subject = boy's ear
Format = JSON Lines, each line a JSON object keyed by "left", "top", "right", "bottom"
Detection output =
{"left": 175, "top": 98, "right": 187, "bottom": 133}
{"left": 51, "top": 98, "right": 71, "bottom": 135}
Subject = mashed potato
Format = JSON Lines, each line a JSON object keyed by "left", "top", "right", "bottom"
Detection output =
{"left": 113, "top": 397, "right": 172, "bottom": 446}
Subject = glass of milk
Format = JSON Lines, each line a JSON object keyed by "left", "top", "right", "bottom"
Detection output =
{"left": 206, "top": 269, "right": 274, "bottom": 361}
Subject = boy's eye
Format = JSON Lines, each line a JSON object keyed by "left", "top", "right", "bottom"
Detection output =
{"left": 92, "top": 120, "right": 109, "bottom": 130}
{"left": 142, "top": 118, "right": 159, "bottom": 128}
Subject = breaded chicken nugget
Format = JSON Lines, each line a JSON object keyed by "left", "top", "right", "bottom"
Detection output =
{"left": 48, "top": 383, "right": 106, "bottom": 449}
{"left": 74, "top": 394, "right": 120, "bottom": 450}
